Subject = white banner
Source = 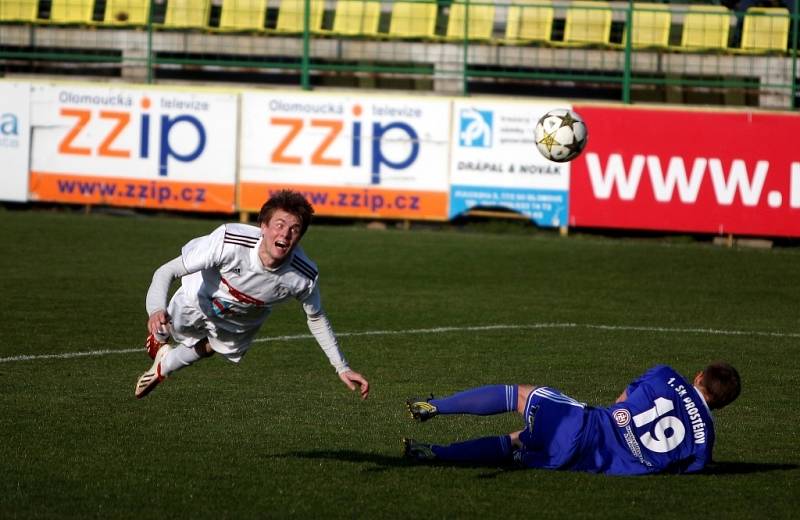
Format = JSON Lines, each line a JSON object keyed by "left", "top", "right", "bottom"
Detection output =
{"left": 238, "top": 91, "right": 451, "bottom": 220}
{"left": 449, "top": 100, "right": 572, "bottom": 227}
{"left": 28, "top": 83, "right": 238, "bottom": 212}
{"left": 0, "top": 82, "right": 31, "bottom": 202}
{"left": 240, "top": 92, "right": 450, "bottom": 188}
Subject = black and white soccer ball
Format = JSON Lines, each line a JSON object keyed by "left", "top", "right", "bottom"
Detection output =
{"left": 534, "top": 108, "right": 588, "bottom": 163}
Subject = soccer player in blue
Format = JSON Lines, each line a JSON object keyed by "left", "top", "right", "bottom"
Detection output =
{"left": 403, "top": 362, "right": 740, "bottom": 475}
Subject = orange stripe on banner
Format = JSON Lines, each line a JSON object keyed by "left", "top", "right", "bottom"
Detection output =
{"left": 239, "top": 182, "right": 449, "bottom": 221}
{"left": 29, "top": 172, "right": 234, "bottom": 213}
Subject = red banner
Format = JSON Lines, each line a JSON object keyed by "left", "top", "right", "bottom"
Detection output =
{"left": 569, "top": 105, "right": 800, "bottom": 238}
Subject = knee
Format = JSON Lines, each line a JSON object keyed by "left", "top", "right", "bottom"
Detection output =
{"left": 516, "top": 384, "right": 536, "bottom": 413}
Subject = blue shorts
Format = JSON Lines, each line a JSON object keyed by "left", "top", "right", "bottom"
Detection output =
{"left": 516, "top": 387, "right": 587, "bottom": 469}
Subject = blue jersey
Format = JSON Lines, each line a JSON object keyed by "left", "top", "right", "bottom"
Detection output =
{"left": 517, "top": 365, "right": 715, "bottom": 475}
{"left": 575, "top": 365, "right": 715, "bottom": 475}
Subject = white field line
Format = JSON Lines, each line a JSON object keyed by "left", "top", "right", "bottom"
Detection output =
{"left": 1, "top": 322, "right": 798, "bottom": 364}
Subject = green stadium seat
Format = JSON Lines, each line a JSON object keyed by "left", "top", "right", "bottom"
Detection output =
{"left": 0, "top": 0, "right": 40, "bottom": 23}
{"left": 218, "top": 0, "right": 267, "bottom": 32}
{"left": 160, "top": 0, "right": 211, "bottom": 30}
{"left": 624, "top": 3, "right": 671, "bottom": 49}
{"left": 558, "top": 0, "right": 613, "bottom": 47}
{"left": 502, "top": 0, "right": 554, "bottom": 45}
{"left": 326, "top": 0, "right": 381, "bottom": 37}
{"left": 385, "top": 1, "right": 437, "bottom": 39}
{"left": 102, "top": 0, "right": 150, "bottom": 27}
{"left": 445, "top": 0, "right": 495, "bottom": 41}
{"left": 49, "top": 0, "right": 95, "bottom": 25}
{"left": 677, "top": 5, "right": 731, "bottom": 51}
{"left": 273, "top": 0, "right": 325, "bottom": 33}
{"left": 738, "top": 6, "right": 789, "bottom": 54}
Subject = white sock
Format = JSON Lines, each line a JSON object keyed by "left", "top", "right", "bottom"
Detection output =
{"left": 160, "top": 345, "right": 203, "bottom": 376}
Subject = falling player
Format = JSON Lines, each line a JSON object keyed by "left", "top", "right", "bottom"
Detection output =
{"left": 404, "top": 362, "right": 739, "bottom": 474}
{"left": 135, "top": 189, "right": 369, "bottom": 400}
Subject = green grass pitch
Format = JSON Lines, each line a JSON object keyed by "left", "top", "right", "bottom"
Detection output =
{"left": 1, "top": 208, "right": 798, "bottom": 518}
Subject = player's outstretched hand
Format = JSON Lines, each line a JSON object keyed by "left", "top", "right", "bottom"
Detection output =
{"left": 339, "top": 370, "right": 369, "bottom": 400}
{"left": 147, "top": 309, "right": 171, "bottom": 337}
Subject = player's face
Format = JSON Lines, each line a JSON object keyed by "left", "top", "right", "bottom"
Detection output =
{"left": 259, "top": 209, "right": 303, "bottom": 268}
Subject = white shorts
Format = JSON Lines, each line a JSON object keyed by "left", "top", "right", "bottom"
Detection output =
{"left": 166, "top": 287, "right": 260, "bottom": 363}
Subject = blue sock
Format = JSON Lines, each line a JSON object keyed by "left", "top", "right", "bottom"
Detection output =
{"left": 431, "top": 435, "right": 513, "bottom": 464}
{"left": 431, "top": 385, "right": 518, "bottom": 415}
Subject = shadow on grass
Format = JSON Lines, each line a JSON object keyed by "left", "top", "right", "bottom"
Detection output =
{"left": 275, "top": 451, "right": 797, "bottom": 478}
{"left": 273, "top": 449, "right": 519, "bottom": 479}
{"left": 704, "top": 461, "right": 798, "bottom": 475}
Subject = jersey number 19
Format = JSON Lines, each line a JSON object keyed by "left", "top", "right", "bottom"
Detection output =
{"left": 632, "top": 397, "right": 686, "bottom": 453}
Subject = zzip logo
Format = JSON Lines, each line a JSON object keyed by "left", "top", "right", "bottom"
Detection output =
{"left": 56, "top": 93, "right": 207, "bottom": 176}
{"left": 0, "top": 112, "right": 20, "bottom": 148}
{"left": 269, "top": 103, "right": 421, "bottom": 185}
{"left": 459, "top": 108, "right": 493, "bottom": 148}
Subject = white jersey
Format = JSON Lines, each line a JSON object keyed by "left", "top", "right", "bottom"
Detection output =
{"left": 179, "top": 223, "right": 321, "bottom": 334}
{"left": 152, "top": 223, "right": 348, "bottom": 370}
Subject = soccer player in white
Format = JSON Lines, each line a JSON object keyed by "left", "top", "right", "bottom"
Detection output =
{"left": 135, "top": 190, "right": 369, "bottom": 400}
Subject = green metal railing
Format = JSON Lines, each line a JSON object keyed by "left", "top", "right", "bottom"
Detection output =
{"left": 0, "top": 0, "right": 797, "bottom": 110}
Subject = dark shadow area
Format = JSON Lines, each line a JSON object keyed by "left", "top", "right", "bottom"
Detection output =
{"left": 274, "top": 449, "right": 411, "bottom": 468}
{"left": 703, "top": 461, "right": 798, "bottom": 475}
{"left": 275, "top": 450, "right": 798, "bottom": 478}
{"left": 272, "top": 449, "right": 520, "bottom": 479}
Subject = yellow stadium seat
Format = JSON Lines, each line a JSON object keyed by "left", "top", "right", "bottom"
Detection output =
{"left": 386, "top": 1, "right": 437, "bottom": 39}
{"left": 49, "top": 0, "right": 95, "bottom": 24}
{"left": 0, "top": 0, "right": 40, "bottom": 23}
{"left": 624, "top": 3, "right": 671, "bottom": 49}
{"left": 102, "top": 0, "right": 150, "bottom": 26}
{"left": 218, "top": 0, "right": 267, "bottom": 32}
{"left": 678, "top": 5, "right": 731, "bottom": 51}
{"left": 503, "top": 0, "right": 554, "bottom": 44}
{"left": 445, "top": 0, "right": 495, "bottom": 41}
{"left": 274, "top": 0, "right": 324, "bottom": 33}
{"left": 328, "top": 0, "right": 381, "bottom": 36}
{"left": 161, "top": 0, "right": 211, "bottom": 30}
{"left": 561, "top": 1, "right": 612, "bottom": 47}
{"left": 739, "top": 6, "right": 789, "bottom": 53}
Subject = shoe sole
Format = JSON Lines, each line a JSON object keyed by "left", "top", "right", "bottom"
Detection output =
{"left": 135, "top": 346, "right": 170, "bottom": 399}
{"left": 406, "top": 400, "right": 437, "bottom": 422}
{"left": 135, "top": 371, "right": 161, "bottom": 399}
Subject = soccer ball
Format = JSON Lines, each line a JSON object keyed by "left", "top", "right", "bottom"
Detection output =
{"left": 534, "top": 109, "right": 588, "bottom": 163}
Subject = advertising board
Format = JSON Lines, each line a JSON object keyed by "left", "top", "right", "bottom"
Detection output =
{"left": 239, "top": 92, "right": 450, "bottom": 220}
{"left": 449, "top": 100, "right": 571, "bottom": 227}
{"left": 29, "top": 84, "right": 238, "bottom": 212}
{"left": 0, "top": 82, "right": 31, "bottom": 202}
{"left": 570, "top": 105, "right": 800, "bottom": 237}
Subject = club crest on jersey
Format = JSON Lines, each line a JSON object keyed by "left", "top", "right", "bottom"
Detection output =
{"left": 274, "top": 285, "right": 290, "bottom": 299}
{"left": 613, "top": 408, "right": 631, "bottom": 427}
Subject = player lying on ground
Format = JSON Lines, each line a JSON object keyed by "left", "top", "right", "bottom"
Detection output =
{"left": 404, "top": 362, "right": 739, "bottom": 475}
{"left": 134, "top": 189, "right": 369, "bottom": 400}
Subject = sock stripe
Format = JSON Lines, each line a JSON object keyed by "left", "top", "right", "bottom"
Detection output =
{"left": 505, "top": 385, "right": 515, "bottom": 412}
